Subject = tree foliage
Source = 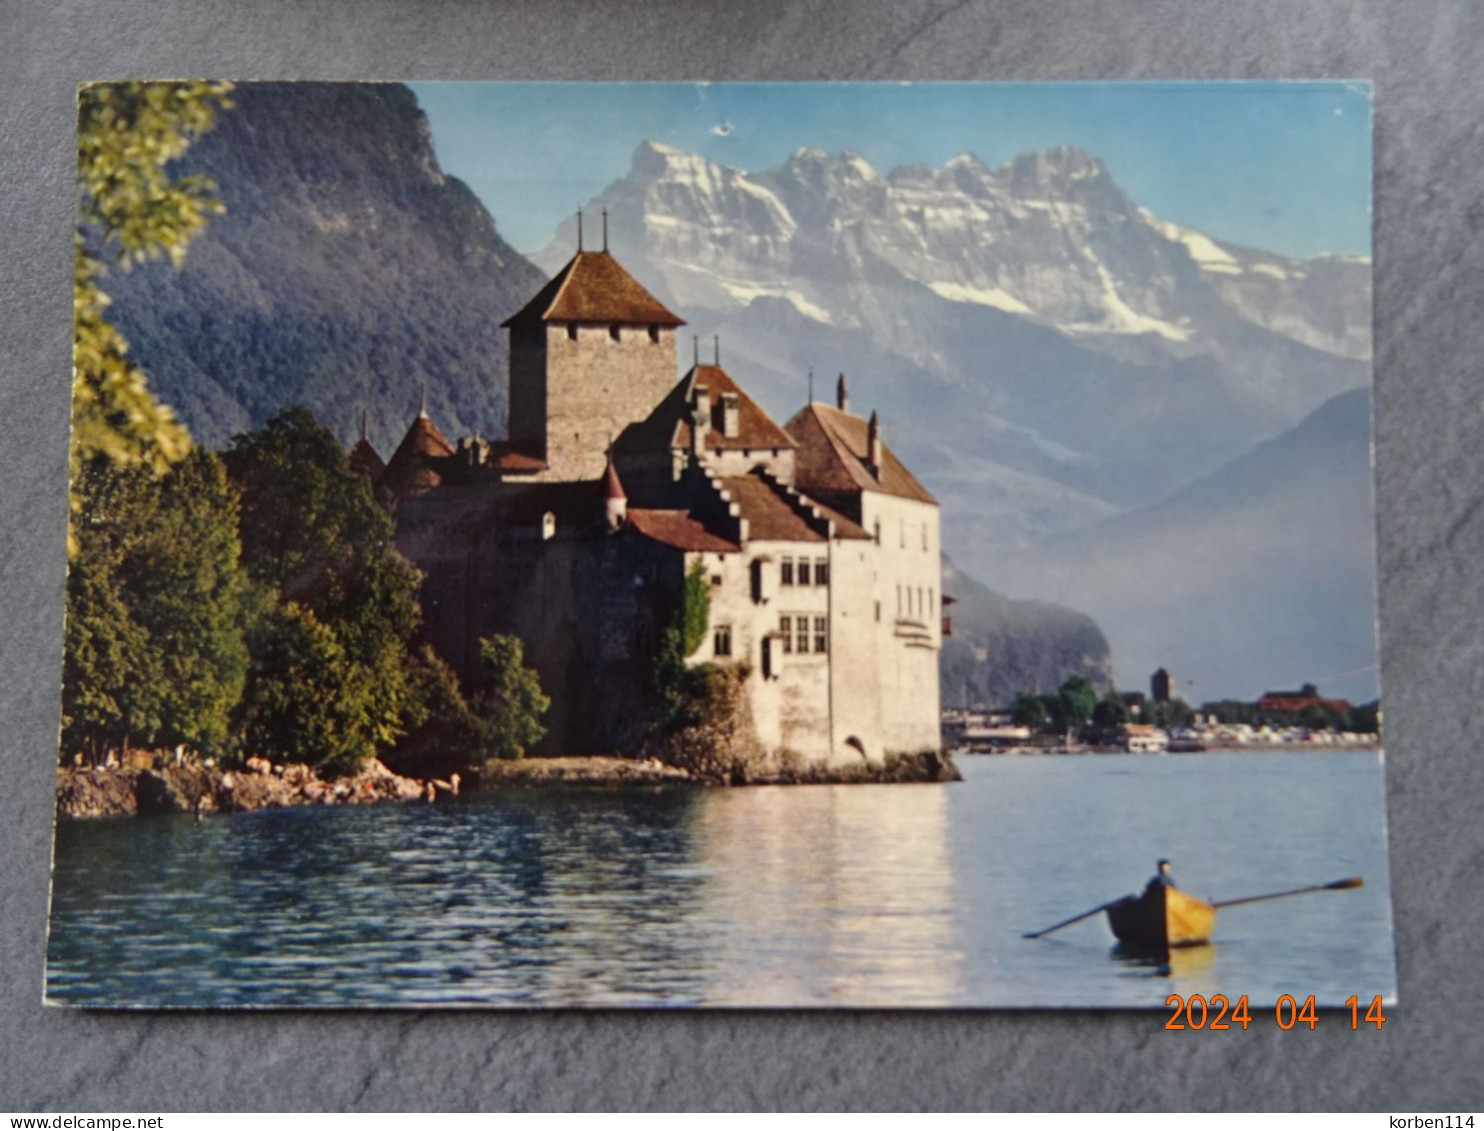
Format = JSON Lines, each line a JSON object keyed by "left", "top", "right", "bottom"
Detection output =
{"left": 474, "top": 635, "right": 550, "bottom": 761}
{"left": 1010, "top": 692, "right": 1047, "bottom": 729}
{"left": 226, "top": 408, "right": 425, "bottom": 766}
{"left": 62, "top": 451, "right": 250, "bottom": 760}
{"left": 678, "top": 558, "right": 710, "bottom": 658}
{"left": 237, "top": 602, "right": 380, "bottom": 774}
{"left": 1092, "top": 690, "right": 1130, "bottom": 729}
{"left": 71, "top": 82, "right": 232, "bottom": 499}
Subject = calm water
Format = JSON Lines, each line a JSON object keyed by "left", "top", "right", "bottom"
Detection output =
{"left": 46, "top": 750, "right": 1396, "bottom": 1009}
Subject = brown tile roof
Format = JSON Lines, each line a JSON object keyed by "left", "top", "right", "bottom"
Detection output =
{"left": 784, "top": 402, "right": 937, "bottom": 505}
{"left": 348, "top": 438, "right": 385, "bottom": 480}
{"left": 501, "top": 250, "right": 684, "bottom": 328}
{"left": 380, "top": 413, "right": 455, "bottom": 496}
{"left": 626, "top": 509, "right": 740, "bottom": 553}
{"left": 720, "top": 475, "right": 824, "bottom": 543}
{"left": 485, "top": 441, "right": 547, "bottom": 474}
{"left": 617, "top": 364, "right": 797, "bottom": 455}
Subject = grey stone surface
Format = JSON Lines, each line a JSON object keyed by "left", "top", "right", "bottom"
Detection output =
{"left": 2, "top": 0, "right": 1481, "bottom": 1111}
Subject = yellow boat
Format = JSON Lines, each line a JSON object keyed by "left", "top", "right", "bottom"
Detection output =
{"left": 1105, "top": 884, "right": 1216, "bottom": 949}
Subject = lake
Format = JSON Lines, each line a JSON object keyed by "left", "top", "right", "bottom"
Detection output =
{"left": 46, "top": 749, "right": 1396, "bottom": 1009}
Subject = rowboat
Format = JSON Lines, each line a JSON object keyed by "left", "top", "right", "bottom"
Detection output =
{"left": 1105, "top": 884, "right": 1215, "bottom": 949}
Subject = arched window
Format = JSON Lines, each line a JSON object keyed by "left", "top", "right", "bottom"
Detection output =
{"left": 609, "top": 324, "right": 622, "bottom": 342}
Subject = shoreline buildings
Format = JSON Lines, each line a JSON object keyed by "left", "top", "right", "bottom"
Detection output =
{"left": 360, "top": 241, "right": 944, "bottom": 770}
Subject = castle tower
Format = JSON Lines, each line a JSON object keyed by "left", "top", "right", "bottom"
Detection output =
{"left": 501, "top": 242, "right": 685, "bottom": 482}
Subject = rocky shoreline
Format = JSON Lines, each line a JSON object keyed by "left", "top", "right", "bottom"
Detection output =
{"left": 56, "top": 749, "right": 960, "bottom": 819}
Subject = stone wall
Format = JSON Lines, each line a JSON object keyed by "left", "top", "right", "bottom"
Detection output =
{"left": 526, "top": 323, "right": 680, "bottom": 480}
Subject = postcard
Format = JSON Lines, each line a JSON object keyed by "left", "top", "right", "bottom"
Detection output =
{"left": 47, "top": 80, "right": 1392, "bottom": 1009}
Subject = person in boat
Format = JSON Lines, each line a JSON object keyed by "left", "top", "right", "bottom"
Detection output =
{"left": 1143, "top": 859, "right": 1177, "bottom": 898}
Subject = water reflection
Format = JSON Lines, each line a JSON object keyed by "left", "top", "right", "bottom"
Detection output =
{"left": 691, "top": 783, "right": 960, "bottom": 1006}
{"left": 46, "top": 751, "right": 1395, "bottom": 1009}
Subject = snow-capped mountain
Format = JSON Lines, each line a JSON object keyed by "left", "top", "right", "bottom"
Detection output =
{"left": 540, "top": 141, "right": 1371, "bottom": 697}
{"left": 539, "top": 140, "right": 1368, "bottom": 367}
{"left": 536, "top": 141, "right": 1370, "bottom": 546}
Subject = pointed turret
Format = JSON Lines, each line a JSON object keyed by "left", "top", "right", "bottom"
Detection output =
{"left": 602, "top": 451, "right": 627, "bottom": 531}
{"left": 836, "top": 373, "right": 849, "bottom": 413}
{"left": 380, "top": 407, "right": 454, "bottom": 498}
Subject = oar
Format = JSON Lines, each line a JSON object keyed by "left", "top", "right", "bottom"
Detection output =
{"left": 1023, "top": 897, "right": 1125, "bottom": 939}
{"left": 1212, "top": 876, "right": 1364, "bottom": 910}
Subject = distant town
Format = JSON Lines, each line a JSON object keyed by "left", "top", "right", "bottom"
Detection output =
{"left": 943, "top": 668, "right": 1381, "bottom": 754}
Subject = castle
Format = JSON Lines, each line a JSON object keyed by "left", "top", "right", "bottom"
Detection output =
{"left": 356, "top": 238, "right": 944, "bottom": 770}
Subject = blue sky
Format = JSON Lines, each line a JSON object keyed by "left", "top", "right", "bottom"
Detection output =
{"left": 408, "top": 81, "right": 1372, "bottom": 259}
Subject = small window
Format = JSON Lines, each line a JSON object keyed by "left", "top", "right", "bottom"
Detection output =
{"left": 922, "top": 523, "right": 928, "bottom": 551}
{"left": 567, "top": 323, "right": 578, "bottom": 341}
{"left": 795, "top": 617, "right": 810, "bottom": 655}
{"left": 929, "top": 587, "right": 934, "bottom": 613}
{"left": 609, "top": 324, "right": 622, "bottom": 342}
{"left": 648, "top": 324, "right": 660, "bottom": 344}
{"left": 714, "top": 625, "right": 732, "bottom": 657}
{"left": 900, "top": 521, "right": 906, "bottom": 548}
{"left": 814, "top": 616, "right": 828, "bottom": 655}
{"left": 781, "top": 556, "right": 795, "bottom": 586}
{"left": 815, "top": 558, "right": 829, "bottom": 586}
{"left": 873, "top": 520, "right": 881, "bottom": 545}
{"left": 779, "top": 616, "right": 793, "bottom": 654}
{"left": 874, "top": 600, "right": 881, "bottom": 623}
{"left": 711, "top": 573, "right": 723, "bottom": 587}
{"left": 797, "top": 559, "right": 811, "bottom": 586}
{"left": 918, "top": 587, "right": 924, "bottom": 617}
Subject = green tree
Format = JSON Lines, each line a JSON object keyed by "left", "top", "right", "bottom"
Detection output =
{"left": 61, "top": 451, "right": 250, "bottom": 760}
{"left": 227, "top": 407, "right": 424, "bottom": 750}
{"left": 386, "top": 645, "right": 490, "bottom": 777}
{"left": 1010, "top": 692, "right": 1047, "bottom": 729}
{"left": 474, "top": 635, "right": 550, "bottom": 761}
{"left": 237, "top": 602, "right": 379, "bottom": 774}
{"left": 1298, "top": 703, "right": 1338, "bottom": 732}
{"left": 1092, "top": 691, "right": 1130, "bottom": 730}
{"left": 1147, "top": 697, "right": 1194, "bottom": 729}
{"left": 1346, "top": 700, "right": 1381, "bottom": 734}
{"left": 1056, "top": 676, "right": 1099, "bottom": 729}
{"left": 71, "top": 82, "right": 233, "bottom": 522}
{"left": 678, "top": 558, "right": 710, "bottom": 658}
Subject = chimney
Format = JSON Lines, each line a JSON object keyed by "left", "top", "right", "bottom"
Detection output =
{"left": 720, "top": 392, "right": 740, "bottom": 439}
{"left": 692, "top": 384, "right": 711, "bottom": 456}
{"left": 836, "top": 372, "right": 849, "bottom": 413}
{"left": 867, "top": 410, "right": 883, "bottom": 480}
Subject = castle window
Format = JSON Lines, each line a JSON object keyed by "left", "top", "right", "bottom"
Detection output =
{"left": 714, "top": 625, "right": 732, "bottom": 657}
{"left": 648, "top": 324, "right": 660, "bottom": 344}
{"left": 873, "top": 520, "right": 881, "bottom": 545}
{"left": 918, "top": 587, "right": 924, "bottom": 617}
{"left": 900, "top": 520, "right": 906, "bottom": 548}
{"left": 567, "top": 323, "right": 578, "bottom": 341}
{"left": 875, "top": 600, "right": 881, "bottom": 623}
{"left": 609, "top": 324, "right": 622, "bottom": 342}
{"left": 779, "top": 616, "right": 793, "bottom": 654}
{"left": 928, "top": 587, "right": 934, "bottom": 613}
{"left": 815, "top": 557, "right": 829, "bottom": 586}
{"left": 795, "top": 617, "right": 810, "bottom": 655}
{"left": 711, "top": 573, "right": 723, "bottom": 587}
{"left": 814, "top": 617, "right": 828, "bottom": 654}
{"left": 896, "top": 585, "right": 902, "bottom": 616}
{"left": 780, "top": 556, "right": 795, "bottom": 586}
{"left": 797, "top": 558, "right": 811, "bottom": 586}
{"left": 922, "top": 523, "right": 928, "bottom": 551}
